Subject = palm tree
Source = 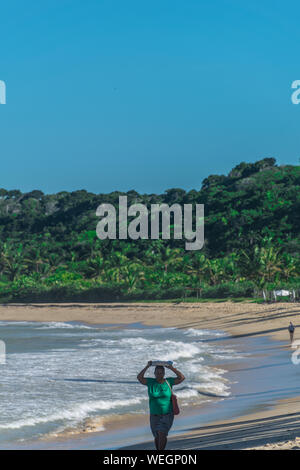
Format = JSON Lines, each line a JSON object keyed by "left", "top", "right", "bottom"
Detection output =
{"left": 23, "top": 247, "right": 46, "bottom": 274}
{"left": 120, "top": 262, "right": 145, "bottom": 292}
{"left": 256, "top": 245, "right": 282, "bottom": 285}
{"left": 0, "top": 243, "right": 25, "bottom": 281}
{"left": 240, "top": 242, "right": 283, "bottom": 287}
{"left": 281, "top": 254, "right": 298, "bottom": 281}
{"left": 103, "top": 250, "right": 129, "bottom": 284}
{"left": 186, "top": 253, "right": 209, "bottom": 286}
{"left": 85, "top": 255, "right": 106, "bottom": 279}
{"left": 159, "top": 246, "right": 184, "bottom": 274}
{"left": 222, "top": 252, "right": 241, "bottom": 282}
{"left": 205, "top": 258, "right": 226, "bottom": 286}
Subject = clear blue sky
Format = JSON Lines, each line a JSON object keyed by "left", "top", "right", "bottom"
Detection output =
{"left": 0, "top": 0, "right": 299, "bottom": 195}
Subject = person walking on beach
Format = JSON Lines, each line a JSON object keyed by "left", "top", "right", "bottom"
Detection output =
{"left": 288, "top": 322, "right": 295, "bottom": 343}
{"left": 137, "top": 361, "right": 185, "bottom": 450}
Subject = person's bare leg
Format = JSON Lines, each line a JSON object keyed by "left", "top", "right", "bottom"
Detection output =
{"left": 154, "top": 436, "right": 159, "bottom": 450}
{"left": 157, "top": 431, "right": 167, "bottom": 450}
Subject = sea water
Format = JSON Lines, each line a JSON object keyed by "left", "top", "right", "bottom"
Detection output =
{"left": 0, "top": 321, "right": 244, "bottom": 447}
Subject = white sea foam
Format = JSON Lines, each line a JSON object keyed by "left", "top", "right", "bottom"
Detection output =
{"left": 195, "top": 382, "right": 231, "bottom": 397}
{"left": 35, "top": 322, "right": 93, "bottom": 330}
{"left": 0, "top": 323, "right": 243, "bottom": 445}
{"left": 120, "top": 337, "right": 153, "bottom": 346}
{"left": 176, "top": 389, "right": 199, "bottom": 399}
{"left": 184, "top": 328, "right": 227, "bottom": 338}
{"left": 0, "top": 320, "right": 92, "bottom": 329}
{"left": 0, "top": 397, "right": 145, "bottom": 430}
{"left": 161, "top": 341, "right": 201, "bottom": 361}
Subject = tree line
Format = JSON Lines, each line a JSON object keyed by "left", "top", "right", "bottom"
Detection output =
{"left": 0, "top": 157, "right": 299, "bottom": 301}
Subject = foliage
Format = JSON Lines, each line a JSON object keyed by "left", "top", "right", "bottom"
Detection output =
{"left": 0, "top": 159, "right": 299, "bottom": 300}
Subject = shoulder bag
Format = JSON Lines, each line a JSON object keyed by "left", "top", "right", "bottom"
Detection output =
{"left": 165, "top": 379, "right": 180, "bottom": 415}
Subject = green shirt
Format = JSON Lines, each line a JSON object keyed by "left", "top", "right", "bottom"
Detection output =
{"left": 146, "top": 377, "right": 175, "bottom": 415}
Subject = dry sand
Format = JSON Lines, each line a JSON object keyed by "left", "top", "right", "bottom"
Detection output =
{"left": 0, "top": 300, "right": 299, "bottom": 342}
{"left": 2, "top": 300, "right": 300, "bottom": 450}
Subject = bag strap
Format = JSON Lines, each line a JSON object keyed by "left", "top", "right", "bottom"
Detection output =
{"left": 165, "top": 379, "right": 173, "bottom": 396}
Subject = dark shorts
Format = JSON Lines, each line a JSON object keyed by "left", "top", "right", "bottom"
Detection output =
{"left": 150, "top": 412, "right": 174, "bottom": 438}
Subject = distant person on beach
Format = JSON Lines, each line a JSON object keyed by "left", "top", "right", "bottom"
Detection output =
{"left": 288, "top": 322, "right": 295, "bottom": 342}
{"left": 137, "top": 361, "right": 185, "bottom": 450}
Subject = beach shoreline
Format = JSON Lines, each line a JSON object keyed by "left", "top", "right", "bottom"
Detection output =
{"left": 121, "top": 395, "right": 300, "bottom": 450}
{"left": 3, "top": 327, "right": 268, "bottom": 450}
{"left": 1, "top": 301, "right": 300, "bottom": 450}
{"left": 0, "top": 301, "right": 299, "bottom": 342}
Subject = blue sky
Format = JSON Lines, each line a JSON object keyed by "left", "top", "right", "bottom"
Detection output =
{"left": 0, "top": 0, "right": 299, "bottom": 195}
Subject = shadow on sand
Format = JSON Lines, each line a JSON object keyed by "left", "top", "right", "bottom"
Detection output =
{"left": 122, "top": 412, "right": 300, "bottom": 450}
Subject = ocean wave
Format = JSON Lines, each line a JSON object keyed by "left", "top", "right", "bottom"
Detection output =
{"left": 161, "top": 341, "right": 200, "bottom": 361}
{"left": 120, "top": 337, "right": 154, "bottom": 346}
{"left": 184, "top": 328, "right": 227, "bottom": 338}
{"left": 35, "top": 322, "right": 93, "bottom": 330}
{"left": 101, "top": 337, "right": 203, "bottom": 362}
{"left": 195, "top": 382, "right": 231, "bottom": 397}
{"left": 175, "top": 388, "right": 200, "bottom": 399}
{"left": 0, "top": 397, "right": 145, "bottom": 430}
{"left": 0, "top": 322, "right": 243, "bottom": 446}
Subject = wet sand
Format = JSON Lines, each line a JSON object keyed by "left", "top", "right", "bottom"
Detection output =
{"left": 0, "top": 301, "right": 299, "bottom": 342}
{"left": 1, "top": 301, "right": 300, "bottom": 450}
{"left": 122, "top": 397, "right": 300, "bottom": 450}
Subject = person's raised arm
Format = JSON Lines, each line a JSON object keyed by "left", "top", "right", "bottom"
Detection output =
{"left": 137, "top": 361, "right": 152, "bottom": 385}
{"left": 165, "top": 364, "right": 185, "bottom": 385}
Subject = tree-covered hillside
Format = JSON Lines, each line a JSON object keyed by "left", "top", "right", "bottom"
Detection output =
{"left": 0, "top": 158, "right": 299, "bottom": 301}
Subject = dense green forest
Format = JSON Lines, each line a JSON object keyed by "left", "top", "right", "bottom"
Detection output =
{"left": 0, "top": 157, "right": 299, "bottom": 302}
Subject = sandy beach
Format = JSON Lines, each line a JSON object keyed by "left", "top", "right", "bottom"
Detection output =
{"left": 0, "top": 301, "right": 299, "bottom": 342}
{"left": 1, "top": 300, "right": 300, "bottom": 450}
